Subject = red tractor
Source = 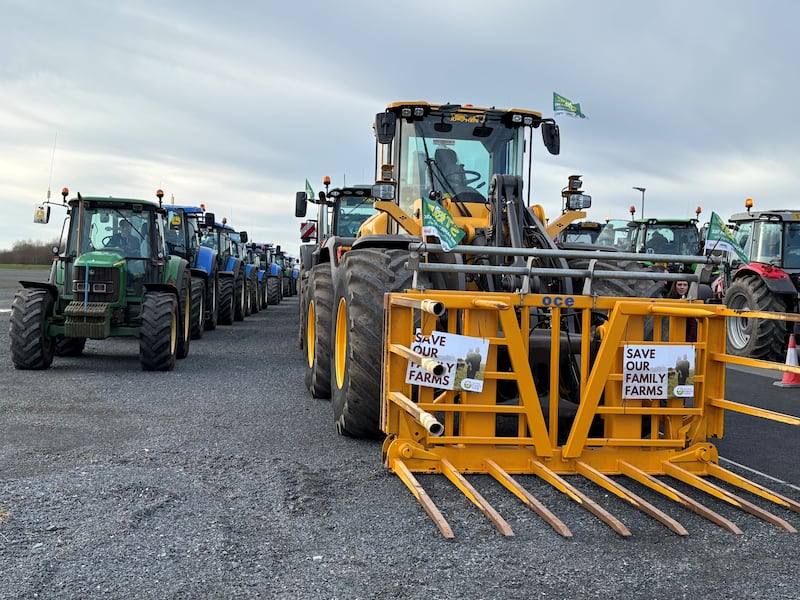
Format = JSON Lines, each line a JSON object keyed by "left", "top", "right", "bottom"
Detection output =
{"left": 714, "top": 199, "right": 800, "bottom": 361}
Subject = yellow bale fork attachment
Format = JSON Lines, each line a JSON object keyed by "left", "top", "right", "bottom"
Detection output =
{"left": 381, "top": 290, "right": 800, "bottom": 538}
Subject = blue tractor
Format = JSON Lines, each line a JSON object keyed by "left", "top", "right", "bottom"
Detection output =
{"left": 200, "top": 220, "right": 247, "bottom": 324}
{"left": 262, "top": 243, "right": 283, "bottom": 305}
{"left": 163, "top": 200, "right": 219, "bottom": 334}
{"left": 231, "top": 230, "right": 259, "bottom": 315}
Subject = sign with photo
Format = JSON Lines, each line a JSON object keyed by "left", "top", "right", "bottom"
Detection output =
{"left": 622, "top": 344, "right": 695, "bottom": 400}
{"left": 405, "top": 329, "right": 489, "bottom": 392}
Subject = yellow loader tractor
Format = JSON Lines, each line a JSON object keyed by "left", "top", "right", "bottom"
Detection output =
{"left": 303, "top": 101, "right": 799, "bottom": 537}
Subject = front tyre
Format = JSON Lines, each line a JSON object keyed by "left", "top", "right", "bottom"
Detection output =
{"left": 140, "top": 291, "right": 178, "bottom": 371}
{"left": 190, "top": 278, "right": 205, "bottom": 340}
{"left": 331, "top": 249, "right": 416, "bottom": 438}
{"left": 304, "top": 264, "right": 333, "bottom": 399}
{"left": 176, "top": 269, "right": 192, "bottom": 359}
{"left": 10, "top": 288, "right": 55, "bottom": 370}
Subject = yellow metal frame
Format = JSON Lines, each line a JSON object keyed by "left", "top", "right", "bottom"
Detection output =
{"left": 382, "top": 290, "right": 800, "bottom": 538}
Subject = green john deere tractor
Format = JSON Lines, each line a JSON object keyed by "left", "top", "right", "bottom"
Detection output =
{"left": 10, "top": 189, "right": 193, "bottom": 371}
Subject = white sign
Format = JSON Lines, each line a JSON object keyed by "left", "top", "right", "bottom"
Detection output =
{"left": 622, "top": 344, "right": 695, "bottom": 400}
{"left": 405, "top": 329, "right": 489, "bottom": 392}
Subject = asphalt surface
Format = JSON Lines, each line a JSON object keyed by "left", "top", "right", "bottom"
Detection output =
{"left": 0, "top": 268, "right": 798, "bottom": 599}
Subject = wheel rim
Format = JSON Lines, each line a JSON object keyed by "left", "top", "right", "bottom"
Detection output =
{"left": 334, "top": 297, "right": 348, "bottom": 389}
{"left": 727, "top": 293, "right": 752, "bottom": 349}
{"left": 170, "top": 308, "right": 177, "bottom": 354}
{"left": 306, "top": 300, "right": 316, "bottom": 367}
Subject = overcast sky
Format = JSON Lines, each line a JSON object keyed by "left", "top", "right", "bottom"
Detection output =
{"left": 2, "top": 0, "right": 797, "bottom": 256}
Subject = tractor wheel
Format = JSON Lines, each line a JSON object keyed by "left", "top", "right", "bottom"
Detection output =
{"left": 725, "top": 276, "right": 787, "bottom": 361}
{"left": 176, "top": 269, "right": 192, "bottom": 360}
{"left": 218, "top": 277, "right": 235, "bottom": 325}
{"left": 10, "top": 288, "right": 55, "bottom": 370}
{"left": 332, "top": 248, "right": 417, "bottom": 438}
{"left": 304, "top": 264, "right": 333, "bottom": 399}
{"left": 249, "top": 276, "right": 259, "bottom": 314}
{"left": 267, "top": 277, "right": 281, "bottom": 305}
{"left": 204, "top": 271, "right": 219, "bottom": 331}
{"left": 234, "top": 270, "right": 246, "bottom": 321}
{"left": 244, "top": 277, "right": 253, "bottom": 316}
{"left": 260, "top": 279, "right": 268, "bottom": 310}
{"left": 298, "top": 273, "right": 308, "bottom": 349}
{"left": 140, "top": 291, "right": 178, "bottom": 371}
{"left": 190, "top": 278, "right": 205, "bottom": 340}
{"left": 54, "top": 336, "right": 86, "bottom": 357}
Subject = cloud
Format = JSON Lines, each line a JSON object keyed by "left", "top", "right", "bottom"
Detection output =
{"left": 2, "top": 0, "right": 800, "bottom": 256}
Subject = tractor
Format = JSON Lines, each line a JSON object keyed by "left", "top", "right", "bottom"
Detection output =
{"left": 295, "top": 181, "right": 376, "bottom": 355}
{"left": 231, "top": 230, "right": 258, "bottom": 315}
{"left": 11, "top": 189, "right": 193, "bottom": 371}
{"left": 199, "top": 220, "right": 247, "bottom": 325}
{"left": 713, "top": 199, "right": 800, "bottom": 361}
{"left": 302, "top": 101, "right": 708, "bottom": 438}
{"left": 163, "top": 200, "right": 220, "bottom": 333}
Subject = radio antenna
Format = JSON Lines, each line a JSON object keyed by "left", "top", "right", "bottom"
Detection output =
{"left": 46, "top": 133, "right": 58, "bottom": 202}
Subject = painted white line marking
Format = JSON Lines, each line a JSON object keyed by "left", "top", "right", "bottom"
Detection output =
{"left": 720, "top": 457, "right": 800, "bottom": 492}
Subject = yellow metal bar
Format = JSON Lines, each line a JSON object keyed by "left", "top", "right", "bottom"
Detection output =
{"left": 485, "top": 459, "right": 572, "bottom": 538}
{"left": 708, "top": 398, "right": 800, "bottom": 426}
{"left": 549, "top": 306, "right": 562, "bottom": 447}
{"left": 575, "top": 461, "right": 688, "bottom": 536}
{"left": 391, "top": 458, "right": 454, "bottom": 539}
{"left": 530, "top": 460, "right": 631, "bottom": 537}
{"left": 497, "top": 307, "right": 554, "bottom": 458}
{"left": 662, "top": 462, "right": 797, "bottom": 532}
{"left": 388, "top": 392, "right": 444, "bottom": 437}
{"left": 471, "top": 298, "right": 510, "bottom": 310}
{"left": 705, "top": 463, "right": 800, "bottom": 514}
{"left": 440, "top": 458, "right": 514, "bottom": 536}
{"left": 618, "top": 461, "right": 743, "bottom": 534}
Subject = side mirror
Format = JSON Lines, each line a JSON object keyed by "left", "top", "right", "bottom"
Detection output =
{"left": 375, "top": 112, "right": 396, "bottom": 144}
{"left": 239, "top": 231, "right": 248, "bottom": 243}
{"left": 34, "top": 204, "right": 50, "bottom": 224}
{"left": 542, "top": 121, "right": 560, "bottom": 156}
{"left": 295, "top": 191, "right": 308, "bottom": 217}
{"left": 205, "top": 212, "right": 215, "bottom": 227}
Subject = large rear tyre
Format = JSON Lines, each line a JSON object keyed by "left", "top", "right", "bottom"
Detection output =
{"left": 140, "top": 291, "right": 178, "bottom": 371}
{"left": 234, "top": 270, "right": 246, "bottom": 322}
{"left": 176, "top": 269, "right": 192, "bottom": 359}
{"left": 725, "top": 276, "right": 787, "bottom": 361}
{"left": 332, "top": 249, "right": 416, "bottom": 438}
{"left": 218, "top": 277, "right": 235, "bottom": 325}
{"left": 267, "top": 277, "right": 281, "bottom": 305}
{"left": 190, "top": 278, "right": 205, "bottom": 340}
{"left": 249, "top": 275, "right": 259, "bottom": 314}
{"left": 10, "top": 288, "right": 55, "bottom": 370}
{"left": 304, "top": 264, "right": 333, "bottom": 399}
{"left": 204, "top": 271, "right": 219, "bottom": 331}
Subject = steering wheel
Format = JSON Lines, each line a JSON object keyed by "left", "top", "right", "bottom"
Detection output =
{"left": 102, "top": 235, "right": 114, "bottom": 246}
{"left": 463, "top": 170, "right": 481, "bottom": 185}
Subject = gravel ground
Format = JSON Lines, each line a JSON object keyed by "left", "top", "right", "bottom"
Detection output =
{"left": 0, "top": 269, "right": 799, "bottom": 599}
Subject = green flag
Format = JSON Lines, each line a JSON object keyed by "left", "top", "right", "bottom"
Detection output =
{"left": 421, "top": 197, "right": 465, "bottom": 252}
{"left": 305, "top": 178, "right": 314, "bottom": 200}
{"left": 553, "top": 92, "right": 586, "bottom": 119}
{"left": 704, "top": 211, "right": 748, "bottom": 263}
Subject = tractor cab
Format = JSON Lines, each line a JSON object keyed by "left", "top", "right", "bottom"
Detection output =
{"left": 366, "top": 102, "right": 559, "bottom": 238}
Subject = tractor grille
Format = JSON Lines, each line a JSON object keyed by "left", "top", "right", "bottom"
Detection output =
{"left": 72, "top": 267, "right": 120, "bottom": 303}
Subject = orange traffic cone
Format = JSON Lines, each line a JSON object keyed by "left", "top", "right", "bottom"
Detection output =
{"left": 774, "top": 333, "right": 800, "bottom": 388}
